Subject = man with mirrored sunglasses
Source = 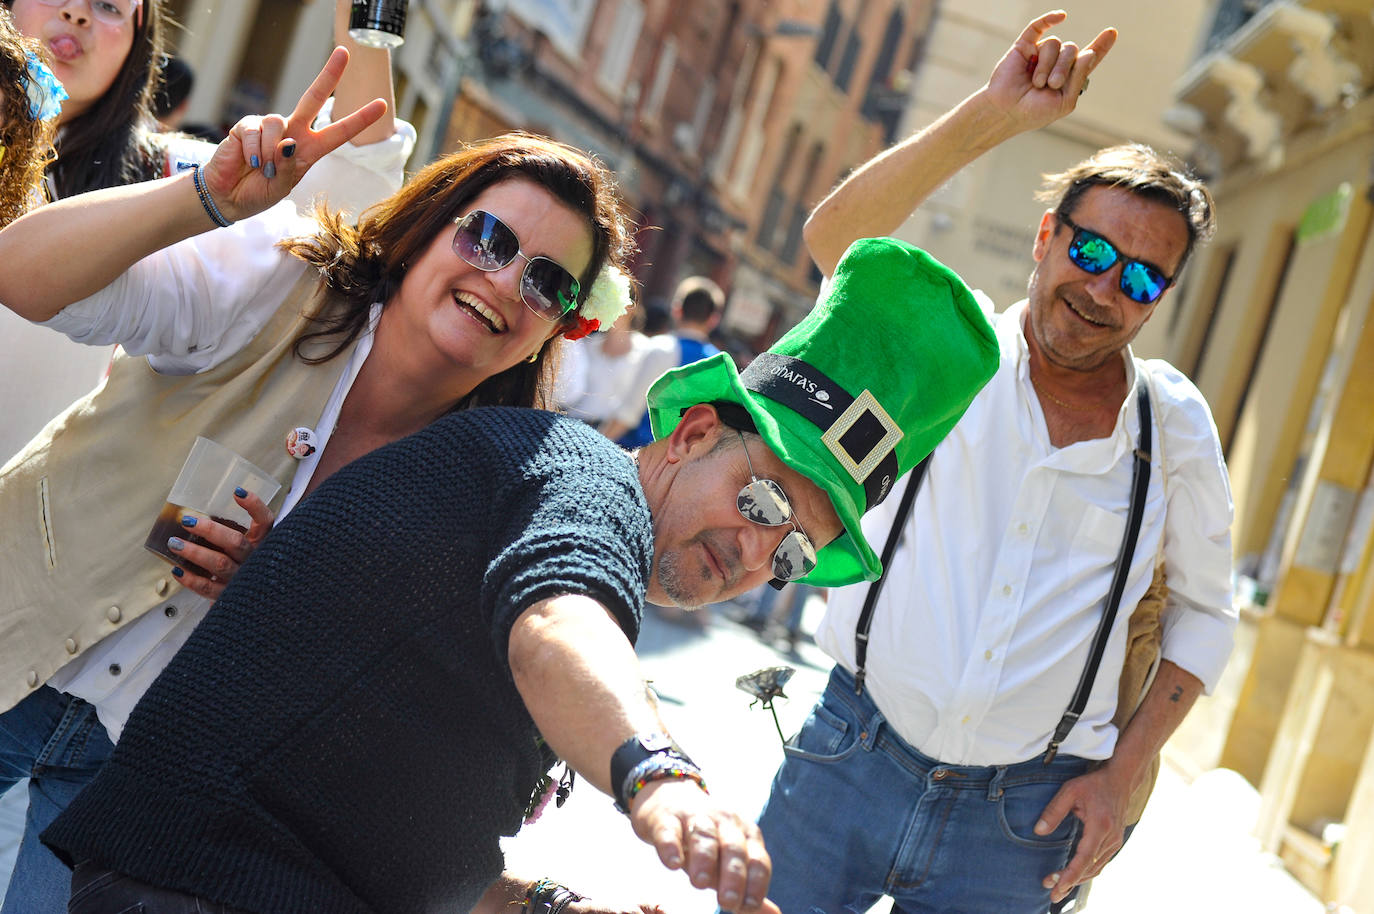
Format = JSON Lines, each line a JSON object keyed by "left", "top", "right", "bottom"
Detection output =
{"left": 753, "top": 10, "right": 1237, "bottom": 914}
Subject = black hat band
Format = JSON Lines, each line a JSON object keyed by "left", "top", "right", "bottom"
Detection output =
{"left": 740, "top": 353, "right": 901, "bottom": 511}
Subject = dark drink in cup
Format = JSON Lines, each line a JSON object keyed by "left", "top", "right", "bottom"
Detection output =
{"left": 146, "top": 437, "right": 280, "bottom": 580}
{"left": 144, "top": 502, "right": 248, "bottom": 578}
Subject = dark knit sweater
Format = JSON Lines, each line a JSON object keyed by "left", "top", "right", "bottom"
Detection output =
{"left": 43, "top": 408, "right": 652, "bottom": 914}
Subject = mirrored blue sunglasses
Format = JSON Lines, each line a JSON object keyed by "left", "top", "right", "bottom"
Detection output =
{"left": 1058, "top": 213, "right": 1173, "bottom": 305}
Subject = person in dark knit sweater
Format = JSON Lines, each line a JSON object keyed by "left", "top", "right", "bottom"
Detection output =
{"left": 44, "top": 236, "right": 1002, "bottom": 914}
{"left": 50, "top": 409, "right": 657, "bottom": 914}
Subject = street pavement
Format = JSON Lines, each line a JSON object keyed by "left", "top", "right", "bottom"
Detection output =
{"left": 0, "top": 593, "right": 1327, "bottom": 913}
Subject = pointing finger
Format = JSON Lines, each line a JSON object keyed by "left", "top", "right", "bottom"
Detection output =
{"left": 1014, "top": 10, "right": 1069, "bottom": 57}
{"left": 288, "top": 46, "right": 351, "bottom": 133}
{"left": 305, "top": 98, "right": 388, "bottom": 161}
{"left": 1085, "top": 26, "right": 1118, "bottom": 62}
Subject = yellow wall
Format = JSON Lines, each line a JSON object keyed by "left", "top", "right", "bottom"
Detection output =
{"left": 1177, "top": 136, "right": 1374, "bottom": 563}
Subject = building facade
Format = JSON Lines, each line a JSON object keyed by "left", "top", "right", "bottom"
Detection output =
{"left": 1155, "top": 0, "right": 1374, "bottom": 908}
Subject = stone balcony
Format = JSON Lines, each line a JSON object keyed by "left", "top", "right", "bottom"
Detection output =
{"left": 1168, "top": 0, "right": 1372, "bottom": 175}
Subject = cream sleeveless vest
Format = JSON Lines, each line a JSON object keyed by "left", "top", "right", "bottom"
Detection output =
{"left": 0, "top": 272, "right": 353, "bottom": 713}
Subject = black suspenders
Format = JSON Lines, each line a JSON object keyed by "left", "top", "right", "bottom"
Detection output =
{"left": 852, "top": 454, "right": 930, "bottom": 696}
{"left": 852, "top": 382, "right": 1154, "bottom": 765}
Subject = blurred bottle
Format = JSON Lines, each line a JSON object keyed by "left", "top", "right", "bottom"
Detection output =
{"left": 349, "top": 0, "right": 408, "bottom": 49}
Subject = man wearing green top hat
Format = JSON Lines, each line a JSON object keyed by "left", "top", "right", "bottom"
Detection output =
{"left": 37, "top": 210, "right": 998, "bottom": 910}
{"left": 748, "top": 11, "right": 1236, "bottom": 914}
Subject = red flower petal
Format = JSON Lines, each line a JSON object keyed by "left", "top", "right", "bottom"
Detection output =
{"left": 563, "top": 316, "right": 600, "bottom": 341}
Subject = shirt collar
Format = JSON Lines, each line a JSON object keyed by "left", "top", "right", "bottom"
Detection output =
{"left": 1003, "top": 299, "right": 1144, "bottom": 468}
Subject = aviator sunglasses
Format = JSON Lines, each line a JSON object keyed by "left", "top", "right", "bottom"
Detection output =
{"left": 1058, "top": 213, "right": 1173, "bottom": 305}
{"left": 451, "top": 210, "right": 581, "bottom": 322}
{"left": 734, "top": 431, "right": 818, "bottom": 583}
{"left": 35, "top": 0, "right": 142, "bottom": 28}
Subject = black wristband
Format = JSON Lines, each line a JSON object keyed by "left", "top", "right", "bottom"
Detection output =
{"left": 610, "top": 732, "right": 693, "bottom": 813}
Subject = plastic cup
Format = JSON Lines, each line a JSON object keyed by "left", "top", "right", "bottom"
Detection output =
{"left": 144, "top": 437, "right": 282, "bottom": 574}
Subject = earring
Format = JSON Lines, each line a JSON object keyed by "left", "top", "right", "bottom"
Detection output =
{"left": 525, "top": 351, "right": 539, "bottom": 363}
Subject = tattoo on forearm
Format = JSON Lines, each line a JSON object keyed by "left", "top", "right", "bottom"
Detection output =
{"left": 1169, "top": 686, "right": 1183, "bottom": 703}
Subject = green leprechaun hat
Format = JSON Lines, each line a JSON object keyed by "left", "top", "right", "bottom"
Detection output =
{"left": 646, "top": 237, "right": 1000, "bottom": 586}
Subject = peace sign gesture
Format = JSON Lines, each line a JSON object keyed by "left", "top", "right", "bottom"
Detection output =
{"left": 985, "top": 11, "right": 1117, "bottom": 133}
{"left": 199, "top": 47, "right": 388, "bottom": 223}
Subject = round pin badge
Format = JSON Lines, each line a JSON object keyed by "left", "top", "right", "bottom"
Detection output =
{"left": 285, "top": 426, "right": 318, "bottom": 459}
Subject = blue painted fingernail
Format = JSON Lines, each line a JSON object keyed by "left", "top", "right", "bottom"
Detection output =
{"left": 168, "top": 537, "right": 185, "bottom": 551}
{"left": 250, "top": 154, "right": 260, "bottom": 169}
{"left": 172, "top": 567, "right": 184, "bottom": 578}
{"left": 234, "top": 486, "right": 248, "bottom": 498}
{"left": 264, "top": 161, "right": 276, "bottom": 180}
{"left": 181, "top": 516, "right": 197, "bottom": 527}
{"left": 282, "top": 142, "right": 296, "bottom": 159}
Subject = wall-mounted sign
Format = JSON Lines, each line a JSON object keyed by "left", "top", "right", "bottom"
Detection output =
{"left": 1294, "top": 479, "right": 1358, "bottom": 574}
{"left": 1296, "top": 182, "right": 1352, "bottom": 245}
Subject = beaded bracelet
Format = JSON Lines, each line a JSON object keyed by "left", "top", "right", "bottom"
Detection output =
{"left": 619, "top": 754, "right": 708, "bottom": 814}
{"left": 523, "top": 877, "right": 584, "bottom": 914}
{"left": 191, "top": 164, "right": 233, "bottom": 228}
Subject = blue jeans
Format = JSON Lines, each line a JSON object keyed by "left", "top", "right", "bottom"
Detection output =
{"left": 0, "top": 686, "right": 114, "bottom": 914}
{"left": 756, "top": 667, "right": 1089, "bottom": 914}
{"left": 67, "top": 862, "right": 251, "bottom": 914}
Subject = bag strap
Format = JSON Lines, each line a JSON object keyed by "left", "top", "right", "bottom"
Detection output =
{"left": 1042, "top": 381, "right": 1153, "bottom": 763}
{"left": 853, "top": 454, "right": 930, "bottom": 695}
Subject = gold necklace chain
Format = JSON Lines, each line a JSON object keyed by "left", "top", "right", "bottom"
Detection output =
{"left": 1031, "top": 375, "right": 1099, "bottom": 413}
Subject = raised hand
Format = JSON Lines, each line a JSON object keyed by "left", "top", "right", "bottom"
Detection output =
{"left": 199, "top": 47, "right": 388, "bottom": 223}
{"left": 986, "top": 10, "right": 1117, "bottom": 133}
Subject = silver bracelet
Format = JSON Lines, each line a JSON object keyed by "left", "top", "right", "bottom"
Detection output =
{"left": 191, "top": 164, "right": 233, "bottom": 228}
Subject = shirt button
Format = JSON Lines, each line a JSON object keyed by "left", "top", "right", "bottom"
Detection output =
{"left": 108, "top": 663, "right": 122, "bottom": 676}
{"left": 1017, "top": 523, "right": 1029, "bottom": 535}
{"left": 961, "top": 715, "right": 971, "bottom": 725}
{"left": 106, "top": 606, "right": 122, "bottom": 623}
{"left": 984, "top": 649, "right": 994, "bottom": 661}
{"left": 1002, "top": 584, "right": 1013, "bottom": 597}
{"left": 165, "top": 605, "right": 179, "bottom": 619}
{"left": 64, "top": 638, "right": 78, "bottom": 654}
{"left": 155, "top": 578, "right": 170, "bottom": 596}
{"left": 26, "top": 671, "right": 39, "bottom": 688}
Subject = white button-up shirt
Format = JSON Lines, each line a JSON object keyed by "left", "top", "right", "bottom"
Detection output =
{"left": 816, "top": 300, "right": 1235, "bottom": 766}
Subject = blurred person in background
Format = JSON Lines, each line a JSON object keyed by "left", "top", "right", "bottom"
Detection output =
{"left": 150, "top": 55, "right": 220, "bottom": 141}
{"left": 603, "top": 275, "right": 724, "bottom": 449}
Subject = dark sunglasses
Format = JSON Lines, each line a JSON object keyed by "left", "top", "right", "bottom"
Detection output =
{"left": 734, "top": 431, "right": 818, "bottom": 583}
{"left": 451, "top": 210, "right": 581, "bottom": 322}
{"left": 1057, "top": 213, "right": 1173, "bottom": 305}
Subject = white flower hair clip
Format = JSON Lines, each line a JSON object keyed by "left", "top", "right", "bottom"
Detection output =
{"left": 564, "top": 264, "right": 633, "bottom": 340}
